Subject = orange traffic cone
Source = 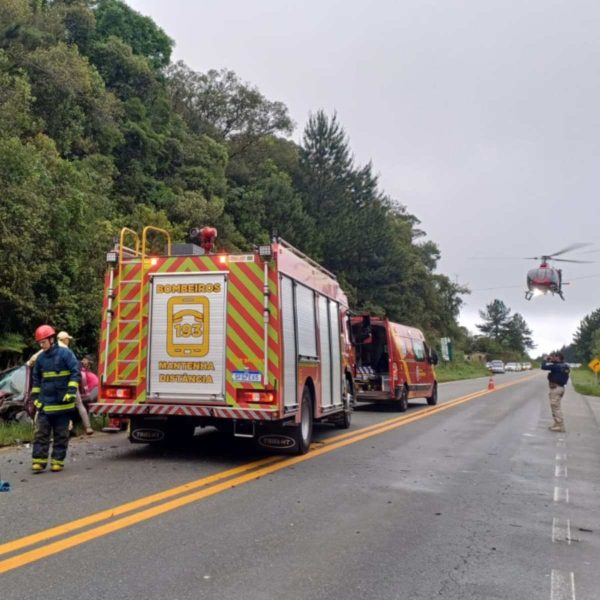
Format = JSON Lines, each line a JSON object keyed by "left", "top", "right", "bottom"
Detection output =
{"left": 487, "top": 377, "right": 495, "bottom": 391}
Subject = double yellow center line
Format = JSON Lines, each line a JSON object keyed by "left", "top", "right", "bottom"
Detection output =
{"left": 0, "top": 374, "right": 537, "bottom": 574}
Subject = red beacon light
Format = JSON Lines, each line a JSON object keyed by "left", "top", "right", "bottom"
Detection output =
{"left": 190, "top": 226, "right": 218, "bottom": 254}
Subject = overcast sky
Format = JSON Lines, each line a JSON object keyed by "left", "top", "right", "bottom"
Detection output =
{"left": 128, "top": 0, "right": 600, "bottom": 354}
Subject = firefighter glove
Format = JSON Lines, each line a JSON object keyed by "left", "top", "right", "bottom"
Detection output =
{"left": 33, "top": 399, "right": 44, "bottom": 411}
{"left": 62, "top": 392, "right": 77, "bottom": 404}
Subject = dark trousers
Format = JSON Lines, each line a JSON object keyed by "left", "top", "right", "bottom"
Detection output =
{"left": 32, "top": 412, "right": 71, "bottom": 465}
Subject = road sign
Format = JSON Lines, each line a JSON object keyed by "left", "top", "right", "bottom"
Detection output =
{"left": 588, "top": 358, "right": 600, "bottom": 373}
{"left": 440, "top": 337, "right": 453, "bottom": 361}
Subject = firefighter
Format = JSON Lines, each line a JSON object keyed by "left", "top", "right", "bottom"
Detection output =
{"left": 57, "top": 331, "right": 94, "bottom": 435}
{"left": 30, "top": 325, "right": 80, "bottom": 473}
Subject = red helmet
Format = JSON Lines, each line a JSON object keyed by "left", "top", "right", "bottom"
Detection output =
{"left": 35, "top": 325, "right": 56, "bottom": 342}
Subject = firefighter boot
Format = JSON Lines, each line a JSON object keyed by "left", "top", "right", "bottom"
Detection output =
{"left": 50, "top": 459, "right": 64, "bottom": 472}
{"left": 32, "top": 461, "right": 47, "bottom": 473}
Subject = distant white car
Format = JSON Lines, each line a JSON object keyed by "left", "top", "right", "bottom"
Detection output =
{"left": 489, "top": 360, "right": 505, "bottom": 374}
{"left": 505, "top": 362, "right": 520, "bottom": 371}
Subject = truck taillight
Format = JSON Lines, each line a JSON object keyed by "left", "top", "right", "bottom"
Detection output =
{"left": 104, "top": 386, "right": 134, "bottom": 400}
{"left": 391, "top": 362, "right": 398, "bottom": 384}
{"left": 237, "top": 390, "right": 274, "bottom": 403}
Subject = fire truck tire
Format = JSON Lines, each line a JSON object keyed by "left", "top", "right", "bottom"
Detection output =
{"left": 292, "top": 387, "right": 313, "bottom": 455}
{"left": 394, "top": 385, "right": 408, "bottom": 412}
{"left": 426, "top": 383, "right": 438, "bottom": 406}
{"left": 333, "top": 407, "right": 352, "bottom": 429}
{"left": 334, "top": 378, "right": 353, "bottom": 429}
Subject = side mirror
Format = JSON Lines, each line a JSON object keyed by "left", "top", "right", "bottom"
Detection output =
{"left": 429, "top": 351, "right": 439, "bottom": 366}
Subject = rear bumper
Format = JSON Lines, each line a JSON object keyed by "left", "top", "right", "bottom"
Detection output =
{"left": 355, "top": 391, "right": 393, "bottom": 402}
{"left": 89, "top": 403, "right": 280, "bottom": 421}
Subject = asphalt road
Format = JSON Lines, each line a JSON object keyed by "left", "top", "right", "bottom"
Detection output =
{"left": 1, "top": 372, "right": 599, "bottom": 600}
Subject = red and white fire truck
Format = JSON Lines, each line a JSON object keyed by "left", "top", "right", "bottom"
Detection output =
{"left": 89, "top": 226, "right": 354, "bottom": 454}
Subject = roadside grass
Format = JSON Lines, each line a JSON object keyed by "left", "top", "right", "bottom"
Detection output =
{"left": 0, "top": 415, "right": 107, "bottom": 448}
{"left": 435, "top": 361, "right": 490, "bottom": 383}
{"left": 0, "top": 421, "right": 34, "bottom": 447}
{"left": 571, "top": 368, "right": 600, "bottom": 397}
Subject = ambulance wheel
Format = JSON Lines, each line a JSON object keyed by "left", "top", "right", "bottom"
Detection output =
{"left": 395, "top": 386, "right": 408, "bottom": 412}
{"left": 293, "top": 387, "right": 313, "bottom": 455}
{"left": 426, "top": 383, "right": 438, "bottom": 406}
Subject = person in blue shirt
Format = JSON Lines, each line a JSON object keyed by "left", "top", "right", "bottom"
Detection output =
{"left": 541, "top": 352, "right": 570, "bottom": 432}
{"left": 30, "top": 325, "right": 80, "bottom": 473}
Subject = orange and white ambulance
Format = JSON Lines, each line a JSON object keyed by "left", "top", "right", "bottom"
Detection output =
{"left": 89, "top": 226, "right": 354, "bottom": 454}
{"left": 350, "top": 315, "right": 438, "bottom": 411}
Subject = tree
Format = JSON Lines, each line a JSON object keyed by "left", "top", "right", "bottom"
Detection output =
{"left": 572, "top": 308, "right": 600, "bottom": 362}
{"left": 476, "top": 300, "right": 534, "bottom": 355}
{"left": 503, "top": 313, "right": 535, "bottom": 353}
{"left": 477, "top": 299, "right": 511, "bottom": 340}
{"left": 589, "top": 328, "right": 600, "bottom": 361}
{"left": 166, "top": 62, "right": 293, "bottom": 156}
{"left": 94, "top": 0, "right": 173, "bottom": 70}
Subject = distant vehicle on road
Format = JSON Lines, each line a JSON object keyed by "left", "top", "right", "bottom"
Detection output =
{"left": 521, "top": 362, "right": 532, "bottom": 370}
{"left": 489, "top": 360, "right": 505, "bottom": 374}
{"left": 505, "top": 362, "right": 521, "bottom": 372}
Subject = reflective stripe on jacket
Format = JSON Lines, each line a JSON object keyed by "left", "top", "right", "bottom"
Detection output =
{"left": 32, "top": 344, "right": 80, "bottom": 413}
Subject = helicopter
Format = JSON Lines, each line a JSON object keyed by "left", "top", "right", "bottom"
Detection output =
{"left": 524, "top": 243, "right": 593, "bottom": 301}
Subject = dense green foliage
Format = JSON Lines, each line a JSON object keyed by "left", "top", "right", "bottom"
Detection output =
{"left": 571, "top": 308, "right": 600, "bottom": 362}
{"left": 0, "top": 0, "right": 468, "bottom": 365}
{"left": 468, "top": 299, "right": 535, "bottom": 358}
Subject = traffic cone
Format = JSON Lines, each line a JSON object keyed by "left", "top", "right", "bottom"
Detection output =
{"left": 487, "top": 377, "right": 495, "bottom": 391}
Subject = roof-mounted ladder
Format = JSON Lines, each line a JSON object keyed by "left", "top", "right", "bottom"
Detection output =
{"left": 113, "top": 226, "right": 171, "bottom": 384}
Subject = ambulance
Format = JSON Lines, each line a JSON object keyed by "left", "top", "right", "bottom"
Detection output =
{"left": 351, "top": 315, "right": 438, "bottom": 411}
{"left": 89, "top": 226, "right": 354, "bottom": 454}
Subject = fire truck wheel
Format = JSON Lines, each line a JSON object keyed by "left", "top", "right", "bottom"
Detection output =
{"left": 394, "top": 385, "right": 408, "bottom": 412}
{"left": 334, "top": 378, "right": 353, "bottom": 429}
{"left": 426, "top": 383, "right": 438, "bottom": 406}
{"left": 333, "top": 407, "right": 352, "bottom": 429}
{"left": 293, "top": 387, "right": 314, "bottom": 455}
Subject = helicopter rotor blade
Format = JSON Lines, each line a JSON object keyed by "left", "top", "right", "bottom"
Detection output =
{"left": 551, "top": 258, "right": 594, "bottom": 264}
{"left": 546, "top": 242, "right": 592, "bottom": 258}
{"left": 468, "top": 256, "right": 527, "bottom": 260}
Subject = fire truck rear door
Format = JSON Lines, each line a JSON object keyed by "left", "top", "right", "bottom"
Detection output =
{"left": 147, "top": 273, "right": 227, "bottom": 401}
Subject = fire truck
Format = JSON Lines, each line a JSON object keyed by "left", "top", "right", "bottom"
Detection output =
{"left": 89, "top": 226, "right": 354, "bottom": 454}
